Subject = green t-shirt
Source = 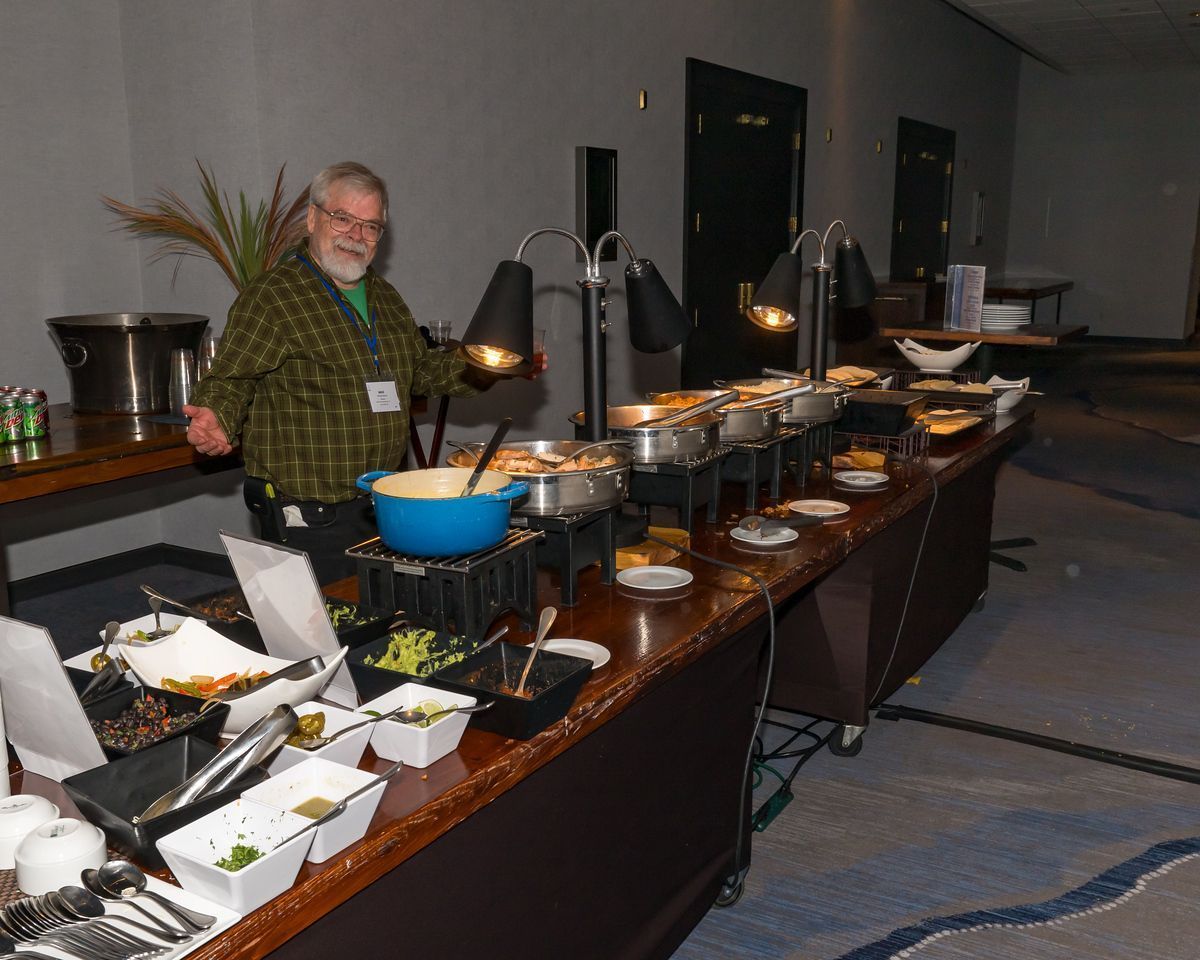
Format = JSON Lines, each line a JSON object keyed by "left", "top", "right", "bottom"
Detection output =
{"left": 342, "top": 279, "right": 369, "bottom": 325}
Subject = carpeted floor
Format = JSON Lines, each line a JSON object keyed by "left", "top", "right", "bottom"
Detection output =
{"left": 670, "top": 341, "right": 1200, "bottom": 960}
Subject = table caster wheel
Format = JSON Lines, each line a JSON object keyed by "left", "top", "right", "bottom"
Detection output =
{"left": 715, "top": 878, "right": 744, "bottom": 908}
{"left": 828, "top": 724, "right": 864, "bottom": 756}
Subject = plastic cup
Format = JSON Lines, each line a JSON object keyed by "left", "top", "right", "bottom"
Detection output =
{"left": 429, "top": 321, "right": 452, "bottom": 344}
{"left": 168, "top": 348, "right": 196, "bottom": 417}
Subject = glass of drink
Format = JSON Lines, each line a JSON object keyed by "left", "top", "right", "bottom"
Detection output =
{"left": 532, "top": 328, "right": 547, "bottom": 371}
{"left": 197, "top": 331, "right": 220, "bottom": 377}
{"left": 169, "top": 348, "right": 196, "bottom": 418}
{"left": 429, "top": 320, "right": 452, "bottom": 345}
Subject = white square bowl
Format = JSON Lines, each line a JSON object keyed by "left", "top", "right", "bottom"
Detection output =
{"left": 65, "top": 612, "right": 190, "bottom": 672}
{"left": 242, "top": 757, "right": 387, "bottom": 863}
{"left": 116, "top": 619, "right": 348, "bottom": 735}
{"left": 267, "top": 700, "right": 373, "bottom": 776}
{"left": 359, "top": 683, "right": 476, "bottom": 769}
{"left": 155, "top": 797, "right": 312, "bottom": 915}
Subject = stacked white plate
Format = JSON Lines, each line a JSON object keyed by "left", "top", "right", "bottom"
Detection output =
{"left": 981, "top": 303, "right": 1032, "bottom": 330}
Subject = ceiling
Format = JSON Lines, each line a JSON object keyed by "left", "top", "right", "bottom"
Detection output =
{"left": 943, "top": 0, "right": 1200, "bottom": 72}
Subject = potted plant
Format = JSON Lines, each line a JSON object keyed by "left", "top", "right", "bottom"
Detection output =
{"left": 102, "top": 161, "right": 309, "bottom": 292}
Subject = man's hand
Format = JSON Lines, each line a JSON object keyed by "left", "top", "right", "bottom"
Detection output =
{"left": 183, "top": 404, "right": 233, "bottom": 456}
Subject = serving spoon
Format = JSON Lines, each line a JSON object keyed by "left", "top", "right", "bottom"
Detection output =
{"left": 290, "top": 701, "right": 494, "bottom": 750}
{"left": 460, "top": 417, "right": 513, "bottom": 496}
{"left": 95, "top": 859, "right": 216, "bottom": 932}
{"left": 516, "top": 605, "right": 558, "bottom": 697}
{"left": 81, "top": 869, "right": 192, "bottom": 939}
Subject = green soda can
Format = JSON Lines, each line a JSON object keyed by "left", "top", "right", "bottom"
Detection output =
{"left": 1, "top": 396, "right": 24, "bottom": 443}
{"left": 19, "top": 392, "right": 47, "bottom": 438}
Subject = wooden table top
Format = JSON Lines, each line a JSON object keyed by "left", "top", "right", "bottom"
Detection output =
{"left": 12, "top": 410, "right": 1033, "bottom": 958}
{"left": 0, "top": 403, "right": 236, "bottom": 504}
{"left": 880, "top": 322, "right": 1089, "bottom": 346}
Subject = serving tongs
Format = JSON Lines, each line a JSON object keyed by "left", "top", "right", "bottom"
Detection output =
{"left": 133, "top": 704, "right": 298, "bottom": 824}
{"left": 761, "top": 367, "right": 860, "bottom": 389}
{"left": 460, "top": 417, "right": 513, "bottom": 496}
{"left": 633, "top": 390, "right": 740, "bottom": 428}
{"left": 715, "top": 382, "right": 817, "bottom": 409}
{"left": 79, "top": 621, "right": 124, "bottom": 705}
{"left": 737, "top": 514, "right": 824, "bottom": 539}
{"left": 196, "top": 654, "right": 327, "bottom": 714}
{"left": 139, "top": 584, "right": 215, "bottom": 622}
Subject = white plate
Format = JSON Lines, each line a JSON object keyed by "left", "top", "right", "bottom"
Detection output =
{"left": 615, "top": 566, "right": 694, "bottom": 591}
{"left": 729, "top": 525, "right": 800, "bottom": 545}
{"left": 540, "top": 639, "right": 611, "bottom": 670}
{"left": 833, "top": 470, "right": 889, "bottom": 487}
{"left": 788, "top": 499, "right": 851, "bottom": 518}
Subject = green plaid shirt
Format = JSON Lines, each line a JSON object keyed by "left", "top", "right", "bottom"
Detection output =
{"left": 192, "top": 241, "right": 477, "bottom": 502}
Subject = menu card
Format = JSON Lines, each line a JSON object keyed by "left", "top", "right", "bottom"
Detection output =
{"left": 219, "top": 531, "right": 358, "bottom": 706}
{"left": 943, "top": 264, "right": 986, "bottom": 332}
{"left": 0, "top": 616, "right": 106, "bottom": 780}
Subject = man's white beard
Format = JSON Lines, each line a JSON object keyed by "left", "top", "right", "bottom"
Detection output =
{"left": 319, "top": 237, "right": 370, "bottom": 285}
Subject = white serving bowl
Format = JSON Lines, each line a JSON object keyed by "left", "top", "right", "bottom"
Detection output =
{"left": 894, "top": 338, "right": 981, "bottom": 372}
{"left": 14, "top": 817, "right": 106, "bottom": 894}
{"left": 267, "top": 700, "right": 374, "bottom": 776}
{"left": 243, "top": 757, "right": 388, "bottom": 863}
{"left": 987, "top": 375, "right": 1031, "bottom": 412}
{"left": 0, "top": 795, "right": 60, "bottom": 869}
{"left": 359, "top": 683, "right": 476, "bottom": 769}
{"left": 156, "top": 797, "right": 312, "bottom": 915}
{"left": 116, "top": 618, "right": 348, "bottom": 735}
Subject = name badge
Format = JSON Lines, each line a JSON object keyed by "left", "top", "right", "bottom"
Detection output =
{"left": 365, "top": 379, "right": 402, "bottom": 413}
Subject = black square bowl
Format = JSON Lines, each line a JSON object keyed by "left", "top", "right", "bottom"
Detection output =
{"left": 429, "top": 642, "right": 592, "bottom": 741}
{"left": 839, "top": 390, "right": 929, "bottom": 436}
{"left": 84, "top": 687, "right": 229, "bottom": 761}
{"left": 325, "top": 600, "right": 395, "bottom": 650}
{"left": 346, "top": 626, "right": 484, "bottom": 703}
{"left": 62, "top": 735, "right": 268, "bottom": 871}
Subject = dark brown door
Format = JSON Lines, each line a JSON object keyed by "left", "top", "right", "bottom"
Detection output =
{"left": 683, "top": 60, "right": 806, "bottom": 388}
{"left": 889, "top": 117, "right": 955, "bottom": 282}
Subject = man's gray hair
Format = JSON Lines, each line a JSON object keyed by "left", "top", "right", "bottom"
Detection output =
{"left": 310, "top": 162, "right": 389, "bottom": 221}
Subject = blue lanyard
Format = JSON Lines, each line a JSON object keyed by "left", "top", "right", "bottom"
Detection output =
{"left": 295, "top": 253, "right": 380, "bottom": 372}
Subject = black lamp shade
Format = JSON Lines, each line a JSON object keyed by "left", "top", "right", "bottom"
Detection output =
{"left": 833, "top": 237, "right": 876, "bottom": 309}
{"left": 747, "top": 251, "right": 804, "bottom": 331}
{"left": 625, "top": 259, "right": 691, "bottom": 353}
{"left": 460, "top": 259, "right": 534, "bottom": 371}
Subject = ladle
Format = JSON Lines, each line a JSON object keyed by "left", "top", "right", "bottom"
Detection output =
{"left": 460, "top": 417, "right": 513, "bottom": 496}
{"left": 81, "top": 868, "right": 192, "bottom": 939}
{"left": 95, "top": 859, "right": 217, "bottom": 932}
{"left": 516, "top": 605, "right": 557, "bottom": 697}
{"left": 632, "top": 390, "right": 739, "bottom": 428}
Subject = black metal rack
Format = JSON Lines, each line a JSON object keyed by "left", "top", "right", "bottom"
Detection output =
{"left": 721, "top": 427, "right": 812, "bottom": 508}
{"left": 510, "top": 505, "right": 619, "bottom": 607}
{"left": 626, "top": 447, "right": 729, "bottom": 533}
{"left": 348, "top": 529, "right": 542, "bottom": 641}
{"left": 780, "top": 420, "right": 834, "bottom": 486}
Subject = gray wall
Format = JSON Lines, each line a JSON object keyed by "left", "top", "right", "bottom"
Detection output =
{"left": 1006, "top": 60, "right": 1200, "bottom": 339}
{"left": 1, "top": 0, "right": 1021, "bottom": 580}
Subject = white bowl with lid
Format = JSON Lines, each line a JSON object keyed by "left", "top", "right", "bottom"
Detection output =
{"left": 14, "top": 817, "right": 106, "bottom": 894}
{"left": 0, "top": 794, "right": 60, "bottom": 869}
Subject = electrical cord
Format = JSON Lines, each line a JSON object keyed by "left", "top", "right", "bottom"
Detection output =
{"left": 646, "top": 532, "right": 775, "bottom": 894}
{"left": 866, "top": 452, "right": 940, "bottom": 707}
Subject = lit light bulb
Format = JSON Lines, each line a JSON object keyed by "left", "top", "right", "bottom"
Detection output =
{"left": 465, "top": 344, "right": 523, "bottom": 368}
{"left": 748, "top": 305, "right": 796, "bottom": 331}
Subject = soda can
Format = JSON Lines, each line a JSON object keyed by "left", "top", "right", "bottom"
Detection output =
{"left": 1, "top": 396, "right": 24, "bottom": 443}
{"left": 19, "top": 392, "right": 48, "bottom": 439}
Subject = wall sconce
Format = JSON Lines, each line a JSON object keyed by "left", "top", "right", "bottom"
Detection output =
{"left": 747, "top": 220, "right": 876, "bottom": 382}
{"left": 460, "top": 229, "right": 690, "bottom": 440}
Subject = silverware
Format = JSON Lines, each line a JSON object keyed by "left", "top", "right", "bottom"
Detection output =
{"left": 81, "top": 868, "right": 192, "bottom": 939}
{"left": 138, "top": 584, "right": 212, "bottom": 622}
{"left": 737, "top": 514, "right": 823, "bottom": 539}
{"left": 526, "top": 438, "right": 631, "bottom": 469}
{"left": 79, "top": 622, "right": 122, "bottom": 705}
{"left": 460, "top": 417, "right": 513, "bottom": 496}
{"left": 516, "top": 606, "right": 557, "bottom": 697}
{"left": 54, "top": 886, "right": 189, "bottom": 944}
{"left": 144, "top": 596, "right": 172, "bottom": 641}
{"left": 96, "top": 859, "right": 216, "bottom": 932}
{"left": 291, "top": 699, "right": 493, "bottom": 750}
{"left": 134, "top": 704, "right": 298, "bottom": 824}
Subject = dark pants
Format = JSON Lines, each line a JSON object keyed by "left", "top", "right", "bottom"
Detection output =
{"left": 253, "top": 495, "right": 378, "bottom": 586}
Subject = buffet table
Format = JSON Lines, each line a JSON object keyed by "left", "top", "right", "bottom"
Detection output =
{"left": 12, "top": 409, "right": 1032, "bottom": 960}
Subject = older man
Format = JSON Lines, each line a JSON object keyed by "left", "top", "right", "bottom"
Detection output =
{"left": 186, "top": 161, "right": 487, "bottom": 581}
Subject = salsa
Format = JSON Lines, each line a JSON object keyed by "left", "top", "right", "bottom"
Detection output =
{"left": 90, "top": 693, "right": 199, "bottom": 752}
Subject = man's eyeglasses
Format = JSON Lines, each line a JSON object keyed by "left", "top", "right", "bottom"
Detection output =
{"left": 313, "top": 204, "right": 385, "bottom": 242}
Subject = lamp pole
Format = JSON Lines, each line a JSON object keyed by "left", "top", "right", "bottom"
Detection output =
{"left": 579, "top": 278, "right": 609, "bottom": 441}
{"left": 810, "top": 263, "right": 831, "bottom": 383}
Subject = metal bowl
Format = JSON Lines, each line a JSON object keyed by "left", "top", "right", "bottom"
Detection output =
{"left": 446, "top": 440, "right": 632, "bottom": 516}
{"left": 570, "top": 406, "right": 722, "bottom": 464}
{"left": 646, "top": 390, "right": 782, "bottom": 442}
{"left": 716, "top": 377, "right": 848, "bottom": 423}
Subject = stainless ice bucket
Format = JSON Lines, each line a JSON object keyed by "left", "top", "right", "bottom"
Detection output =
{"left": 46, "top": 313, "right": 209, "bottom": 414}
